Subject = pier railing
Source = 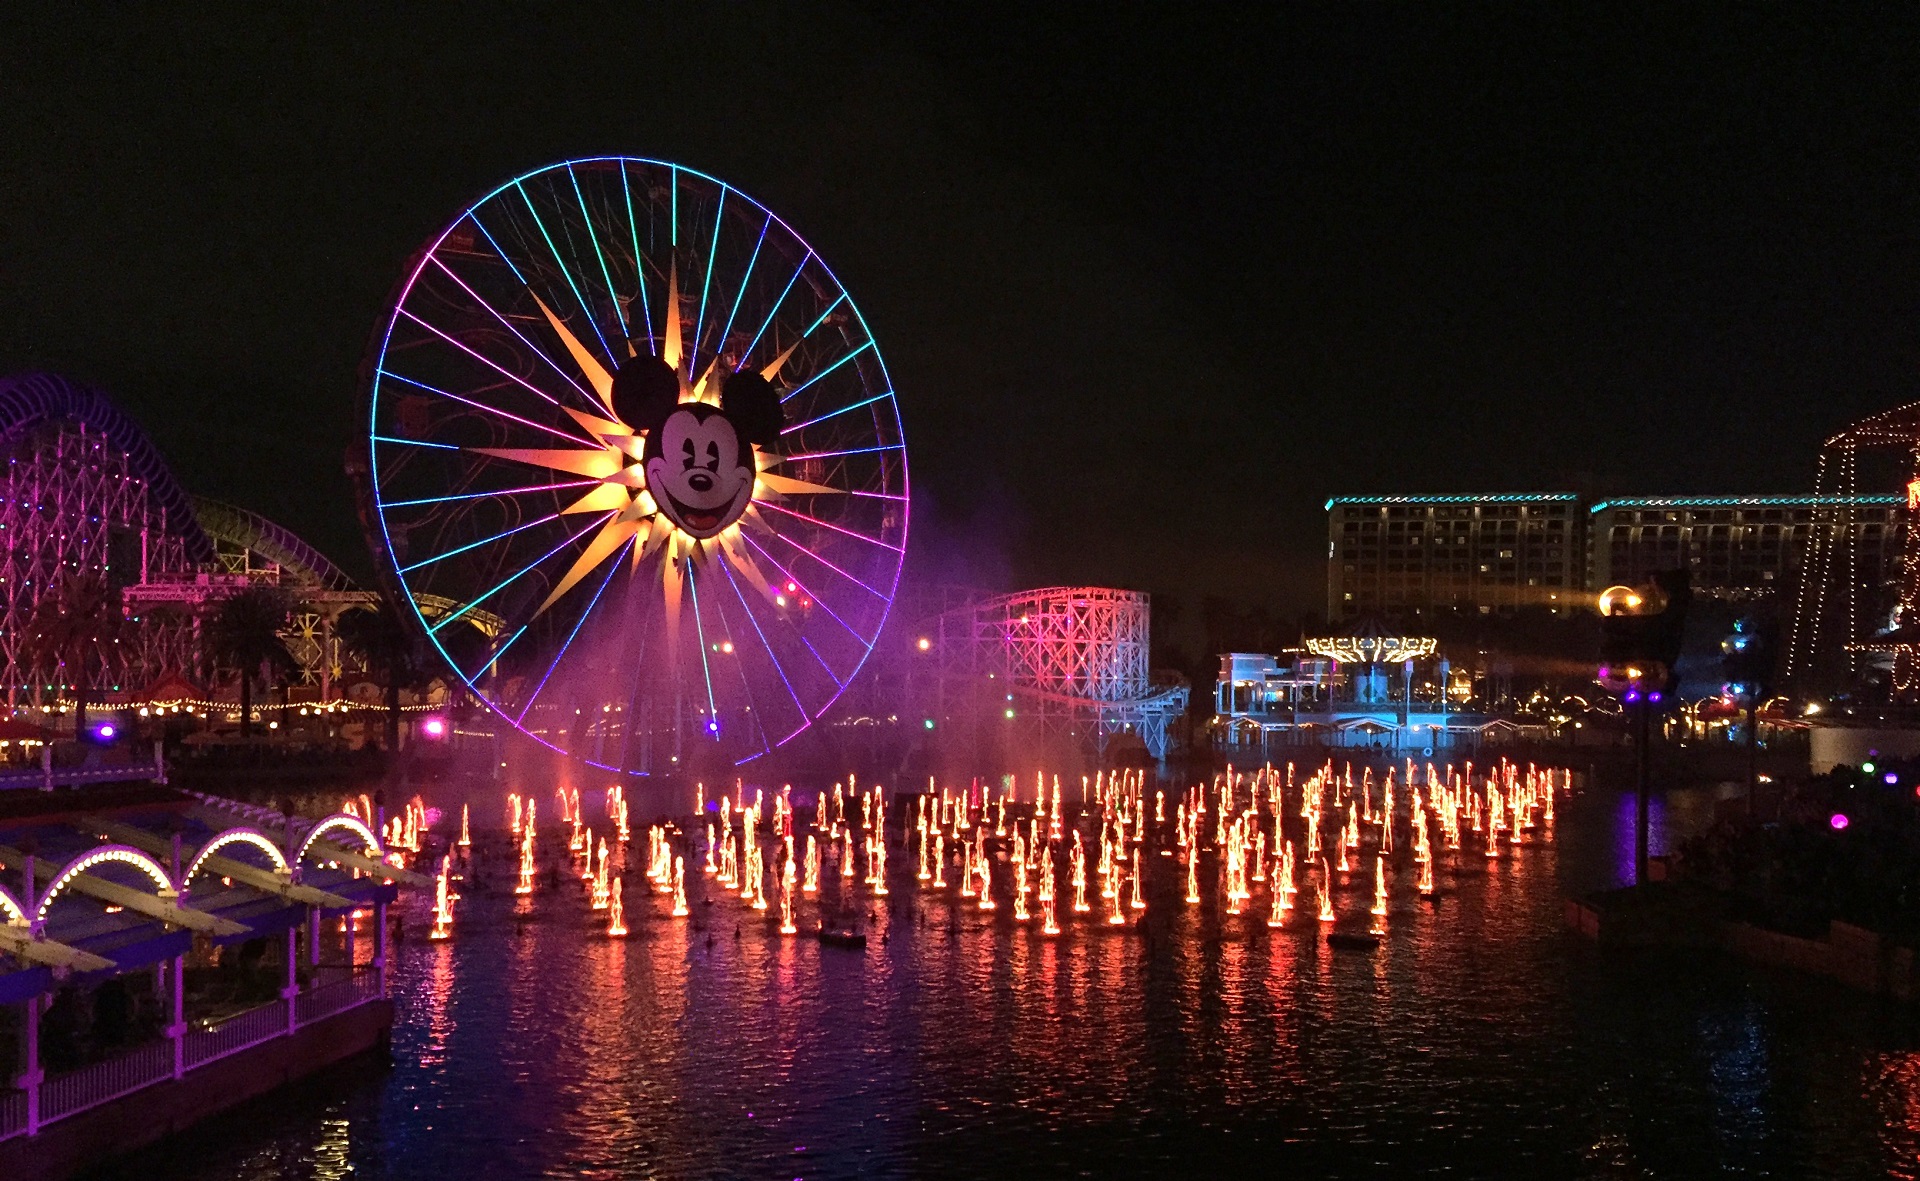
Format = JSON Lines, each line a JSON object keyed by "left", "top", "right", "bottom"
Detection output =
{"left": 0, "top": 966, "right": 384, "bottom": 1142}
{"left": 183, "top": 1001, "right": 288, "bottom": 1070}
{"left": 39, "top": 1041, "right": 173, "bottom": 1124}
{"left": 296, "top": 966, "right": 382, "bottom": 1025}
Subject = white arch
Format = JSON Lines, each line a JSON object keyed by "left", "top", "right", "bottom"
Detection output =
{"left": 0, "top": 883, "right": 26, "bottom": 927}
{"left": 183, "top": 827, "right": 289, "bottom": 884}
{"left": 295, "top": 814, "right": 383, "bottom": 866}
{"left": 36, "top": 845, "right": 174, "bottom": 923}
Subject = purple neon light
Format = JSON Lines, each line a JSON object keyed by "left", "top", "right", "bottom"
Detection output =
{"left": 757, "top": 515, "right": 895, "bottom": 600}
{"left": 740, "top": 530, "right": 871, "bottom": 647}
{"left": 719, "top": 550, "right": 810, "bottom": 715}
{"left": 397, "top": 308, "right": 574, "bottom": 409}
{"left": 428, "top": 253, "right": 598, "bottom": 406}
{"left": 800, "top": 634, "right": 844, "bottom": 684}
{"left": 515, "top": 533, "right": 632, "bottom": 725}
{"left": 755, "top": 500, "right": 903, "bottom": 555}
{"left": 378, "top": 370, "right": 594, "bottom": 446}
{"left": 776, "top": 444, "right": 903, "bottom": 462}
{"left": 384, "top": 478, "right": 599, "bottom": 510}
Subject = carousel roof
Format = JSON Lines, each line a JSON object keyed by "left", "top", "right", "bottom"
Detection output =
{"left": 1304, "top": 615, "right": 1438, "bottom": 665}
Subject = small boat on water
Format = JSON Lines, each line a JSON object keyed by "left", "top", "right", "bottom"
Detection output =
{"left": 1325, "top": 931, "right": 1381, "bottom": 951}
{"left": 817, "top": 928, "right": 867, "bottom": 950}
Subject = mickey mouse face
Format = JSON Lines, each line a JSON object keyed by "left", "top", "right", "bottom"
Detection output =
{"left": 645, "top": 404, "right": 755, "bottom": 538}
{"left": 612, "top": 355, "right": 783, "bottom": 541}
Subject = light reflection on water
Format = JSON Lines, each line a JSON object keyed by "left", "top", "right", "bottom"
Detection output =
{"left": 98, "top": 784, "right": 1920, "bottom": 1180}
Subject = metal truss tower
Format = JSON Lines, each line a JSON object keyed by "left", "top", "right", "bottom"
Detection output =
{"left": 1786, "top": 401, "right": 1920, "bottom": 699}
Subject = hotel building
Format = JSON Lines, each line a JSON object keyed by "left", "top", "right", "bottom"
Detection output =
{"left": 1327, "top": 492, "right": 1903, "bottom": 620}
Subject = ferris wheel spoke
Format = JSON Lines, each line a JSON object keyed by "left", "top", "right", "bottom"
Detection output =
{"left": 397, "top": 308, "right": 576, "bottom": 411}
{"left": 567, "top": 164, "right": 629, "bottom": 338}
{"left": 780, "top": 390, "right": 895, "bottom": 436}
{"left": 465, "top": 210, "right": 531, "bottom": 288}
{"left": 428, "top": 253, "right": 599, "bottom": 408}
{"left": 735, "top": 251, "right": 814, "bottom": 371}
{"left": 719, "top": 552, "right": 810, "bottom": 721}
{"left": 799, "top": 634, "right": 847, "bottom": 688}
{"left": 513, "top": 533, "right": 632, "bottom": 725}
{"left": 484, "top": 623, "right": 531, "bottom": 672}
{"left": 803, "top": 293, "right": 849, "bottom": 337}
{"left": 685, "top": 556, "right": 727, "bottom": 743}
{"left": 686, "top": 186, "right": 727, "bottom": 379}
{"left": 515, "top": 180, "right": 618, "bottom": 367}
{"left": 620, "top": 165, "right": 655, "bottom": 350}
{"left": 383, "top": 478, "right": 600, "bottom": 510}
{"left": 780, "top": 340, "right": 874, "bottom": 404}
{"left": 714, "top": 214, "right": 771, "bottom": 365}
{"left": 373, "top": 435, "right": 461, "bottom": 451}
{"left": 377, "top": 370, "right": 594, "bottom": 446}
{"left": 426, "top": 511, "right": 614, "bottom": 633}
{"left": 773, "top": 443, "right": 904, "bottom": 463}
{"left": 702, "top": 567, "right": 775, "bottom": 755}
{"left": 739, "top": 532, "right": 872, "bottom": 648}
{"left": 398, "top": 512, "right": 563, "bottom": 575}
{"left": 755, "top": 501, "right": 902, "bottom": 557}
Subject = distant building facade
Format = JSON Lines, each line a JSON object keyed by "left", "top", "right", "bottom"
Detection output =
{"left": 1588, "top": 495, "right": 1903, "bottom": 603}
{"left": 1326, "top": 494, "right": 1584, "bottom": 620}
{"left": 1327, "top": 491, "right": 1904, "bottom": 619}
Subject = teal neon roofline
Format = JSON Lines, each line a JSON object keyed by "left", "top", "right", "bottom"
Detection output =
{"left": 1324, "top": 493, "right": 1579, "bottom": 511}
{"left": 1588, "top": 494, "right": 1902, "bottom": 513}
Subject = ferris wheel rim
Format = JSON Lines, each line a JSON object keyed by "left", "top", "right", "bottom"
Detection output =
{"left": 358, "top": 156, "right": 909, "bottom": 773}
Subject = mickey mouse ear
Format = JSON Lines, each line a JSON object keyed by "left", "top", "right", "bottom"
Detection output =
{"left": 610, "top": 355, "right": 681, "bottom": 432}
{"left": 719, "top": 370, "right": 783, "bottom": 447}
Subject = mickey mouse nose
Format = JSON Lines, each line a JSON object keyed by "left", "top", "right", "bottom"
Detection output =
{"left": 687, "top": 472, "right": 714, "bottom": 493}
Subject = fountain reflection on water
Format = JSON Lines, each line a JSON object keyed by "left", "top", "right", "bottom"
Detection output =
{"left": 121, "top": 761, "right": 1920, "bottom": 1181}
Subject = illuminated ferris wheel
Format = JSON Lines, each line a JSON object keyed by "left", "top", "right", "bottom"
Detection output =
{"left": 356, "top": 158, "right": 908, "bottom": 773}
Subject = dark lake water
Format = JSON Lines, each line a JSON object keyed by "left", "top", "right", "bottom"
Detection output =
{"left": 96, "top": 771, "right": 1920, "bottom": 1180}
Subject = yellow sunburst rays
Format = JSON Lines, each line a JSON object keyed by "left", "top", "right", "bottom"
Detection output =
{"left": 465, "top": 264, "right": 840, "bottom": 678}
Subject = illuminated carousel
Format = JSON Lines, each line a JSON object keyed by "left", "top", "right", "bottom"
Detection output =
{"left": 1218, "top": 618, "right": 1464, "bottom": 752}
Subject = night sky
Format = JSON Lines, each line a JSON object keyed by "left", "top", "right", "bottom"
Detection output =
{"left": 5, "top": 6, "right": 1920, "bottom": 621}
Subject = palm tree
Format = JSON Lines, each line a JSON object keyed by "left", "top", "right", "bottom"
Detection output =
{"left": 336, "top": 597, "right": 430, "bottom": 753}
{"left": 204, "top": 586, "right": 297, "bottom": 739}
{"left": 26, "top": 571, "right": 123, "bottom": 742}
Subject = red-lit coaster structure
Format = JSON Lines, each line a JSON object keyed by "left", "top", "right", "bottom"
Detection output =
{"left": 1786, "top": 401, "right": 1920, "bottom": 699}
{"left": 0, "top": 372, "right": 211, "bottom": 708}
{"left": 918, "top": 587, "right": 1188, "bottom": 760}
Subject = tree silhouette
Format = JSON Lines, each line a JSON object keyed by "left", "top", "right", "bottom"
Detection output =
{"left": 26, "top": 571, "right": 122, "bottom": 742}
{"left": 204, "top": 586, "right": 297, "bottom": 739}
{"left": 336, "top": 597, "right": 433, "bottom": 752}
